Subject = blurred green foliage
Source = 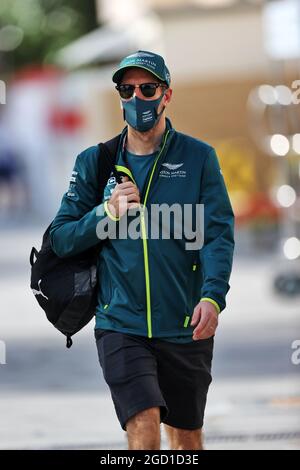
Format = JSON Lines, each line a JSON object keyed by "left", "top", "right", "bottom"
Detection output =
{"left": 0, "top": 0, "right": 98, "bottom": 70}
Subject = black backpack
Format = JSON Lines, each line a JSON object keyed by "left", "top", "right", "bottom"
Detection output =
{"left": 30, "top": 137, "right": 122, "bottom": 348}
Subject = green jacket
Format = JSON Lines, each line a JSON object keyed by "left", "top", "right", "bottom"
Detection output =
{"left": 50, "top": 119, "right": 235, "bottom": 342}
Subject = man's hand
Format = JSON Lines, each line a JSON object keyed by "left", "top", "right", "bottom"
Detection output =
{"left": 191, "top": 301, "right": 219, "bottom": 341}
{"left": 107, "top": 176, "right": 140, "bottom": 218}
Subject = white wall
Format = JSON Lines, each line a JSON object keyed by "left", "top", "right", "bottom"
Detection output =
{"left": 162, "top": 8, "right": 271, "bottom": 83}
{"left": 96, "top": 0, "right": 271, "bottom": 83}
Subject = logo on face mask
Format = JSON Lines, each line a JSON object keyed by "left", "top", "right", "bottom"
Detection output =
{"left": 122, "top": 92, "right": 165, "bottom": 132}
{"left": 142, "top": 110, "right": 153, "bottom": 123}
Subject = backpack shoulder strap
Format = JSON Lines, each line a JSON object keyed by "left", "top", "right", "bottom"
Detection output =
{"left": 98, "top": 134, "right": 122, "bottom": 185}
{"left": 103, "top": 134, "right": 122, "bottom": 160}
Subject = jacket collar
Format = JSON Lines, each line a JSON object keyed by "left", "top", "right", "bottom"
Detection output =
{"left": 116, "top": 118, "right": 175, "bottom": 171}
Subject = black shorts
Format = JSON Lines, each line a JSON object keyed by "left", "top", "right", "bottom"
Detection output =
{"left": 95, "top": 329, "right": 214, "bottom": 431}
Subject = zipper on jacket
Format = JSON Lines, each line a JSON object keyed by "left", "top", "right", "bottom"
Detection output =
{"left": 140, "top": 130, "right": 170, "bottom": 338}
{"left": 116, "top": 130, "right": 170, "bottom": 338}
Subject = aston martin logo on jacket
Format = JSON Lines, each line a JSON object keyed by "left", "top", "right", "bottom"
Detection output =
{"left": 161, "top": 163, "right": 183, "bottom": 170}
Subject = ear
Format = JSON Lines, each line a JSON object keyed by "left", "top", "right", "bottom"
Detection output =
{"left": 164, "top": 88, "right": 172, "bottom": 106}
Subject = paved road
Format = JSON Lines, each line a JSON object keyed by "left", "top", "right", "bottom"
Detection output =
{"left": 0, "top": 225, "right": 299, "bottom": 449}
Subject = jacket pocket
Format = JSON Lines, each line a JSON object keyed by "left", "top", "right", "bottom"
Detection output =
{"left": 185, "top": 259, "right": 202, "bottom": 320}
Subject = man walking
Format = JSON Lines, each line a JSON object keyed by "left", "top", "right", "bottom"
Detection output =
{"left": 50, "top": 51, "right": 235, "bottom": 450}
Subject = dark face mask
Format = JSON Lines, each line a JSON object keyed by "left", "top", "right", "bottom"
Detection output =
{"left": 121, "top": 92, "right": 166, "bottom": 132}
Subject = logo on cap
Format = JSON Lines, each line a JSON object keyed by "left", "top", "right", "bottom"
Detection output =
{"left": 127, "top": 52, "right": 155, "bottom": 59}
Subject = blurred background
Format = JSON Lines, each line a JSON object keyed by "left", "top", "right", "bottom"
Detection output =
{"left": 0, "top": 0, "right": 299, "bottom": 450}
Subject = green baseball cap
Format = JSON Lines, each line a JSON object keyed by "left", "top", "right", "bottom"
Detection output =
{"left": 112, "top": 50, "right": 171, "bottom": 87}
